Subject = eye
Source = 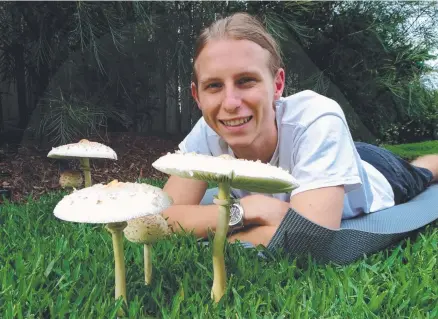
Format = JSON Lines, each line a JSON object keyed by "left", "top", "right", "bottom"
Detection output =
{"left": 205, "top": 82, "right": 222, "bottom": 90}
{"left": 237, "top": 77, "right": 256, "bottom": 86}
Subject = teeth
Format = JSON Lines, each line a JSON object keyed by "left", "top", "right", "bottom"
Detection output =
{"left": 223, "top": 117, "right": 251, "bottom": 127}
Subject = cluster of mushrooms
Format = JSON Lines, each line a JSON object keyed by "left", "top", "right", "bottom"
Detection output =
{"left": 48, "top": 139, "right": 299, "bottom": 315}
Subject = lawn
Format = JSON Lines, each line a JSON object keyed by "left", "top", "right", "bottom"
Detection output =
{"left": 0, "top": 141, "right": 437, "bottom": 318}
{"left": 382, "top": 140, "right": 438, "bottom": 161}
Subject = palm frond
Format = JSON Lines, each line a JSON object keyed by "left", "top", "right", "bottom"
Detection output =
{"left": 263, "top": 11, "right": 313, "bottom": 44}
{"left": 37, "top": 89, "right": 132, "bottom": 145}
{"left": 301, "top": 71, "right": 331, "bottom": 95}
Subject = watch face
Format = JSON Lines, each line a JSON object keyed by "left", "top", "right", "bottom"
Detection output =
{"left": 229, "top": 204, "right": 242, "bottom": 226}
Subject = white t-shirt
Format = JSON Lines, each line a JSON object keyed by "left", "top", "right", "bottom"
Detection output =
{"left": 178, "top": 90, "right": 395, "bottom": 219}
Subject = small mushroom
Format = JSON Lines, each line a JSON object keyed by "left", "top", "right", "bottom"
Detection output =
{"left": 123, "top": 214, "right": 170, "bottom": 285}
{"left": 59, "top": 170, "right": 84, "bottom": 189}
{"left": 152, "top": 151, "right": 299, "bottom": 302}
{"left": 53, "top": 179, "right": 173, "bottom": 316}
{"left": 47, "top": 139, "right": 117, "bottom": 188}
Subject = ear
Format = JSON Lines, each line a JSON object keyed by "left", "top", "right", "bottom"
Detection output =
{"left": 191, "top": 82, "right": 202, "bottom": 110}
{"left": 273, "top": 68, "right": 286, "bottom": 100}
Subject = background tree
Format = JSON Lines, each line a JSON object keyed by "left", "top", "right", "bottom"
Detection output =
{"left": 0, "top": 1, "right": 436, "bottom": 147}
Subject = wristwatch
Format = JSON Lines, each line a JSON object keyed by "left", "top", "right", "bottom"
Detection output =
{"left": 228, "top": 202, "right": 245, "bottom": 233}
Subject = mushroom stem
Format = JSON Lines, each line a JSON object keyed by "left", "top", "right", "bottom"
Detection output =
{"left": 79, "top": 157, "right": 92, "bottom": 187}
{"left": 144, "top": 244, "right": 152, "bottom": 285}
{"left": 211, "top": 182, "right": 231, "bottom": 303}
{"left": 106, "top": 222, "right": 128, "bottom": 315}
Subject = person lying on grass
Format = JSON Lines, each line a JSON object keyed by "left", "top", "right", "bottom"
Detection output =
{"left": 160, "top": 12, "right": 438, "bottom": 247}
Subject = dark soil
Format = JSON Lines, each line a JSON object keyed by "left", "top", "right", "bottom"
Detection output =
{"left": 0, "top": 133, "right": 180, "bottom": 204}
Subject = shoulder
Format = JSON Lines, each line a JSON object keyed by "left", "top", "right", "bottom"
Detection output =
{"left": 188, "top": 116, "right": 215, "bottom": 136}
{"left": 278, "top": 90, "right": 347, "bottom": 128}
{"left": 277, "top": 90, "right": 355, "bottom": 164}
{"left": 190, "top": 117, "right": 222, "bottom": 142}
{"left": 178, "top": 117, "right": 223, "bottom": 155}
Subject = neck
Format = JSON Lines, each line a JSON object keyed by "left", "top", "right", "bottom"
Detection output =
{"left": 232, "top": 121, "right": 278, "bottom": 164}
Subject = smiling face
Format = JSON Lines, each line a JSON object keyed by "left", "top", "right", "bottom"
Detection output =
{"left": 192, "top": 38, "right": 285, "bottom": 162}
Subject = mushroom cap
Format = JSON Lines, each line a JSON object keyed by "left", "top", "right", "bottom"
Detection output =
{"left": 123, "top": 214, "right": 169, "bottom": 244}
{"left": 47, "top": 139, "right": 117, "bottom": 160}
{"left": 152, "top": 152, "right": 299, "bottom": 193}
{"left": 53, "top": 180, "right": 173, "bottom": 224}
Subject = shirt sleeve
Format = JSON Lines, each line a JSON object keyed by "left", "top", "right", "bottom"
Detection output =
{"left": 290, "top": 114, "right": 362, "bottom": 197}
{"left": 178, "top": 118, "right": 212, "bottom": 155}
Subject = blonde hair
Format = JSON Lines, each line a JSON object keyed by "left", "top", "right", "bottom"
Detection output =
{"left": 192, "top": 13, "right": 283, "bottom": 84}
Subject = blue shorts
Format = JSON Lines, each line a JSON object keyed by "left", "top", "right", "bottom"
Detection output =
{"left": 354, "top": 142, "right": 434, "bottom": 205}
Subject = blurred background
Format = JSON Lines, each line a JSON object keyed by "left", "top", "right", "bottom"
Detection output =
{"left": 1, "top": 1, "right": 437, "bottom": 147}
{"left": 0, "top": 1, "right": 437, "bottom": 200}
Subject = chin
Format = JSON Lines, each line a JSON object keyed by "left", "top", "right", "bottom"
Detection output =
{"left": 224, "top": 135, "right": 255, "bottom": 150}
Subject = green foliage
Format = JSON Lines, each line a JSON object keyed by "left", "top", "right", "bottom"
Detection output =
{"left": 295, "top": 1, "right": 438, "bottom": 142}
{"left": 0, "top": 188, "right": 437, "bottom": 318}
{"left": 1, "top": 1, "right": 438, "bottom": 144}
{"left": 37, "top": 91, "right": 132, "bottom": 145}
{"left": 377, "top": 90, "right": 438, "bottom": 144}
{"left": 382, "top": 140, "right": 438, "bottom": 161}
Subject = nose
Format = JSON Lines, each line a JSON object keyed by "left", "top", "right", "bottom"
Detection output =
{"left": 221, "top": 86, "right": 241, "bottom": 113}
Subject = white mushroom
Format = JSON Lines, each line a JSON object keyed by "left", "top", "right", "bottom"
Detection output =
{"left": 123, "top": 214, "right": 170, "bottom": 285}
{"left": 53, "top": 180, "right": 173, "bottom": 316}
{"left": 47, "top": 139, "right": 117, "bottom": 188}
{"left": 152, "top": 151, "right": 299, "bottom": 302}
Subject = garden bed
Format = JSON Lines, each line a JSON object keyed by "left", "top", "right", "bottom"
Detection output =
{"left": 0, "top": 133, "right": 180, "bottom": 203}
{"left": 1, "top": 137, "right": 437, "bottom": 204}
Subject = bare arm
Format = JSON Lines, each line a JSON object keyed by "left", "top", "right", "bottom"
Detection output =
{"left": 230, "top": 186, "right": 345, "bottom": 246}
{"left": 161, "top": 175, "right": 220, "bottom": 238}
{"left": 242, "top": 186, "right": 344, "bottom": 229}
{"left": 288, "top": 186, "right": 344, "bottom": 229}
{"left": 162, "top": 172, "right": 344, "bottom": 243}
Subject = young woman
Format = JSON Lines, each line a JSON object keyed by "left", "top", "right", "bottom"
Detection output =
{"left": 160, "top": 12, "right": 438, "bottom": 247}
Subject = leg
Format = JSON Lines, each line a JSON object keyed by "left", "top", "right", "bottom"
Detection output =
{"left": 410, "top": 154, "right": 438, "bottom": 183}
{"left": 354, "top": 142, "right": 434, "bottom": 204}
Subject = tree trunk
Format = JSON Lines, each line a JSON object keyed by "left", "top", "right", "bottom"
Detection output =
{"left": 0, "top": 93, "right": 4, "bottom": 132}
{"left": 179, "top": 2, "right": 194, "bottom": 134}
{"left": 13, "top": 43, "right": 28, "bottom": 130}
{"left": 159, "top": 50, "right": 168, "bottom": 133}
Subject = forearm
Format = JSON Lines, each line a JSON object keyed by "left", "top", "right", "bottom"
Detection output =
{"left": 162, "top": 195, "right": 290, "bottom": 240}
{"left": 162, "top": 204, "right": 221, "bottom": 239}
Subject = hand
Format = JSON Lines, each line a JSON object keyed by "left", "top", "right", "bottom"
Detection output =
{"left": 239, "top": 194, "right": 290, "bottom": 227}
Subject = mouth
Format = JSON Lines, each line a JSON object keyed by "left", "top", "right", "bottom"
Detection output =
{"left": 220, "top": 116, "right": 253, "bottom": 127}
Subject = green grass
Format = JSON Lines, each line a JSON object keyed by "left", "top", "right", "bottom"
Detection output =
{"left": 0, "top": 140, "right": 437, "bottom": 318}
{"left": 1, "top": 193, "right": 437, "bottom": 318}
{"left": 382, "top": 140, "right": 438, "bottom": 161}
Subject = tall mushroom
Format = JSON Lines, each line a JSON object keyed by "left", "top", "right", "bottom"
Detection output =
{"left": 47, "top": 139, "right": 117, "bottom": 188}
{"left": 152, "top": 151, "right": 299, "bottom": 302}
{"left": 53, "top": 180, "right": 173, "bottom": 315}
{"left": 123, "top": 214, "right": 170, "bottom": 285}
